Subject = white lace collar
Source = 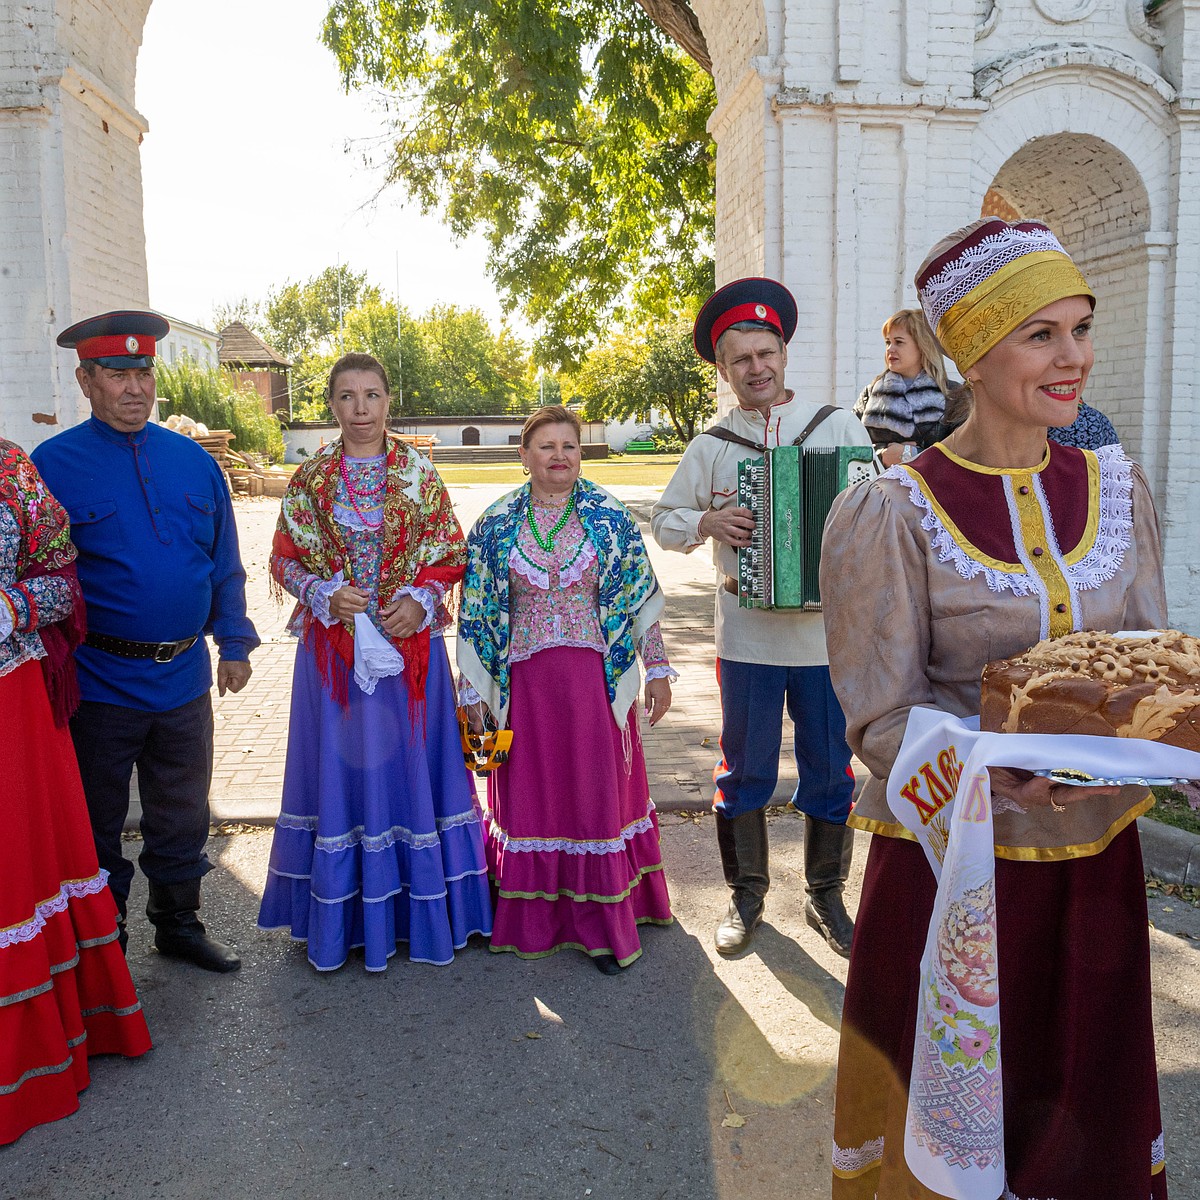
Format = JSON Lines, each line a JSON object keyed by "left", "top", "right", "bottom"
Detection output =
{"left": 888, "top": 443, "right": 1133, "bottom": 607}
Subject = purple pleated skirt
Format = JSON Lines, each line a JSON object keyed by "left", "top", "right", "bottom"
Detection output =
{"left": 485, "top": 646, "right": 672, "bottom": 966}
{"left": 258, "top": 636, "right": 493, "bottom": 971}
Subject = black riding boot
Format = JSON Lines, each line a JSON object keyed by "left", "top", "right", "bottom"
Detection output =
{"left": 147, "top": 879, "right": 241, "bottom": 973}
{"left": 714, "top": 809, "right": 769, "bottom": 956}
{"left": 803, "top": 815, "right": 855, "bottom": 958}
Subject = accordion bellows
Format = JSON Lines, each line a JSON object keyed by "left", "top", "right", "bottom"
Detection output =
{"left": 736, "top": 444, "right": 875, "bottom": 610}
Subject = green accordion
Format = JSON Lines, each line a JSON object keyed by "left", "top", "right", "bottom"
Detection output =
{"left": 736, "top": 444, "right": 876, "bottom": 609}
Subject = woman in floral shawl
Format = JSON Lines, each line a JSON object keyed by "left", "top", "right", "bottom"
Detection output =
{"left": 458, "top": 406, "right": 674, "bottom": 974}
{"left": 258, "top": 354, "right": 492, "bottom": 971}
{"left": 0, "top": 439, "right": 150, "bottom": 1144}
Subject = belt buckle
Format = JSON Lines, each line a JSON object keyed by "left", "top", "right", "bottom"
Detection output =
{"left": 153, "top": 641, "right": 177, "bottom": 663}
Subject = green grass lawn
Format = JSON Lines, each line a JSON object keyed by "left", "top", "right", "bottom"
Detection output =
{"left": 1148, "top": 786, "right": 1200, "bottom": 836}
{"left": 435, "top": 453, "right": 683, "bottom": 488}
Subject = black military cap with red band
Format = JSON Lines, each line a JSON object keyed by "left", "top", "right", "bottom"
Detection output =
{"left": 692, "top": 277, "right": 798, "bottom": 363}
{"left": 56, "top": 310, "right": 170, "bottom": 369}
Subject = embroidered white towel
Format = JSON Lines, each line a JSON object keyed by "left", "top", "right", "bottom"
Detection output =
{"left": 887, "top": 707, "right": 1200, "bottom": 1199}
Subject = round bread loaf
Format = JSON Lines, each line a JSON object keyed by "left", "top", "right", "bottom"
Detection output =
{"left": 979, "top": 629, "right": 1200, "bottom": 751}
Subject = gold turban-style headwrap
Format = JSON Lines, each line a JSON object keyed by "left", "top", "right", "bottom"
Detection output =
{"left": 915, "top": 218, "right": 1094, "bottom": 373}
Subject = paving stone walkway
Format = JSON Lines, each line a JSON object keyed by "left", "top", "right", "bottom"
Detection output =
{"left": 161, "top": 483, "right": 836, "bottom": 829}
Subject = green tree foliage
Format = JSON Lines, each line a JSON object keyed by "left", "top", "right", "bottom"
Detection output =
{"left": 569, "top": 318, "right": 714, "bottom": 442}
{"left": 263, "top": 264, "right": 381, "bottom": 361}
{"left": 418, "top": 305, "right": 530, "bottom": 415}
{"left": 284, "top": 290, "right": 545, "bottom": 421}
{"left": 322, "top": 0, "right": 716, "bottom": 368}
{"left": 154, "top": 359, "right": 285, "bottom": 462}
{"left": 211, "top": 296, "right": 261, "bottom": 334}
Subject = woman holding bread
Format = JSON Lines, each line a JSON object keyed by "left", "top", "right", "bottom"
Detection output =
{"left": 821, "top": 219, "right": 1169, "bottom": 1197}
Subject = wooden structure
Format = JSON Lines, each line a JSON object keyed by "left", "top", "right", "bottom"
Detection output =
{"left": 218, "top": 322, "right": 292, "bottom": 417}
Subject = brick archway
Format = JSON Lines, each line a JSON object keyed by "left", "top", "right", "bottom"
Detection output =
{"left": 982, "top": 132, "right": 1158, "bottom": 470}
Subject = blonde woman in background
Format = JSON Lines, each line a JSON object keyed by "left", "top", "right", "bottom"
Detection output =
{"left": 854, "top": 308, "right": 968, "bottom": 467}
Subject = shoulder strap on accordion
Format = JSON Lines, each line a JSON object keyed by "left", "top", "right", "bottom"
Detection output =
{"left": 701, "top": 404, "right": 839, "bottom": 454}
{"left": 791, "top": 404, "right": 838, "bottom": 447}
{"left": 701, "top": 425, "right": 765, "bottom": 453}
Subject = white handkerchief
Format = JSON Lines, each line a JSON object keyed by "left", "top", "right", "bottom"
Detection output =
{"left": 352, "top": 612, "right": 405, "bottom": 695}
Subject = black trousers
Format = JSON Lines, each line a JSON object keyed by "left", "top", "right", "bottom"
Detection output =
{"left": 70, "top": 692, "right": 214, "bottom": 909}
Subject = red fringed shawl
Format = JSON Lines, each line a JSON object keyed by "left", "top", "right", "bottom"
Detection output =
{"left": 270, "top": 437, "right": 465, "bottom": 718}
{"left": 0, "top": 440, "right": 86, "bottom": 726}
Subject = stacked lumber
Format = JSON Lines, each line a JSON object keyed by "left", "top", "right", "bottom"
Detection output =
{"left": 226, "top": 449, "right": 291, "bottom": 498}
{"left": 194, "top": 430, "right": 236, "bottom": 466}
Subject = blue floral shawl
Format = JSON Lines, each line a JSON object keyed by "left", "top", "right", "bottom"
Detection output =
{"left": 456, "top": 477, "right": 665, "bottom": 728}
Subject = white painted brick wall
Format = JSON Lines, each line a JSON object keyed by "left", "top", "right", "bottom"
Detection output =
{"left": 1, "top": 0, "right": 149, "bottom": 449}
{"left": 3, "top": 0, "right": 1199, "bottom": 621}
{"left": 695, "top": 0, "right": 1199, "bottom": 624}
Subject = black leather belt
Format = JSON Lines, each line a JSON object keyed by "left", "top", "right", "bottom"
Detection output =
{"left": 723, "top": 575, "right": 739, "bottom": 595}
{"left": 85, "top": 632, "right": 199, "bottom": 662}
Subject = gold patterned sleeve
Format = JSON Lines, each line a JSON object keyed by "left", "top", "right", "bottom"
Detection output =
{"left": 1122, "top": 463, "right": 1168, "bottom": 631}
{"left": 820, "top": 479, "right": 937, "bottom": 781}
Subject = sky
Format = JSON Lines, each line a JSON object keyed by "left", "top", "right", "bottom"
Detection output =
{"left": 137, "top": 0, "right": 508, "bottom": 335}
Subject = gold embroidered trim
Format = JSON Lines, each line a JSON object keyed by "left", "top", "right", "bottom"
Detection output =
{"left": 931, "top": 440, "right": 1051, "bottom": 477}
{"left": 992, "top": 794, "right": 1153, "bottom": 861}
{"left": 831, "top": 1158, "right": 883, "bottom": 1181}
{"left": 857, "top": 795, "right": 1153, "bottom": 859}
{"left": 1062, "top": 449, "right": 1101, "bottom": 566}
{"left": 1009, "top": 470, "right": 1073, "bottom": 636}
{"left": 937, "top": 253, "right": 1095, "bottom": 371}
{"left": 902, "top": 459, "right": 1025, "bottom": 574}
{"left": 847, "top": 813, "right": 917, "bottom": 841}
{"left": 918, "top": 444, "right": 1100, "bottom": 575}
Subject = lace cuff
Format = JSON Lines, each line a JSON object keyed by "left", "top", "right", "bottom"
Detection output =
{"left": 644, "top": 663, "right": 678, "bottom": 683}
{"left": 458, "top": 679, "right": 483, "bottom": 707}
{"left": 310, "top": 572, "right": 344, "bottom": 628}
{"left": 398, "top": 584, "right": 438, "bottom": 633}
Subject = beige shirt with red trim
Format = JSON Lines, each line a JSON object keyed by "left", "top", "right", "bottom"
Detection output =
{"left": 651, "top": 394, "right": 871, "bottom": 667}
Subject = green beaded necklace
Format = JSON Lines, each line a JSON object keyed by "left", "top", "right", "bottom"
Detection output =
{"left": 527, "top": 488, "right": 576, "bottom": 552}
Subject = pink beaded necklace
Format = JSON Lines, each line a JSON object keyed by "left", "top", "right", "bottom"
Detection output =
{"left": 339, "top": 453, "right": 385, "bottom": 527}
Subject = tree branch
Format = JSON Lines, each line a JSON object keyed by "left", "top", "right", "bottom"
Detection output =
{"left": 632, "top": 0, "right": 712, "bottom": 75}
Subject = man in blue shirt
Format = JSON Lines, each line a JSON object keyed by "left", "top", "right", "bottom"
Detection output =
{"left": 33, "top": 311, "right": 260, "bottom": 973}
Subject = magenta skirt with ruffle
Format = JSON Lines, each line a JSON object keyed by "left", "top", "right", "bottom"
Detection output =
{"left": 485, "top": 646, "right": 672, "bottom": 966}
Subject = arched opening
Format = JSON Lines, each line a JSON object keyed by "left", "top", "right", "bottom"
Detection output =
{"left": 461, "top": 426, "right": 481, "bottom": 446}
{"left": 981, "top": 134, "right": 1154, "bottom": 461}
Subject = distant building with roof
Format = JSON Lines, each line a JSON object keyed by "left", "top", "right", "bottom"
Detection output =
{"left": 157, "top": 313, "right": 220, "bottom": 368}
{"left": 218, "top": 322, "right": 292, "bottom": 417}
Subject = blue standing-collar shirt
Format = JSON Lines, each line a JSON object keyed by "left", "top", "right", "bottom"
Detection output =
{"left": 32, "top": 416, "right": 260, "bottom": 711}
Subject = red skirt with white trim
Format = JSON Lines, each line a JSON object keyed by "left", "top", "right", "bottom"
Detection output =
{"left": 0, "top": 659, "right": 151, "bottom": 1146}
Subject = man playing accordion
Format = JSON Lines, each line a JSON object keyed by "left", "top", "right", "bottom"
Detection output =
{"left": 651, "top": 278, "right": 871, "bottom": 958}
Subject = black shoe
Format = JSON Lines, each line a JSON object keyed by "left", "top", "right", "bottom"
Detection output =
{"left": 154, "top": 918, "right": 241, "bottom": 973}
{"left": 593, "top": 953, "right": 623, "bottom": 975}
{"left": 714, "top": 894, "right": 764, "bottom": 956}
{"left": 147, "top": 879, "right": 241, "bottom": 973}
{"left": 803, "top": 816, "right": 855, "bottom": 958}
